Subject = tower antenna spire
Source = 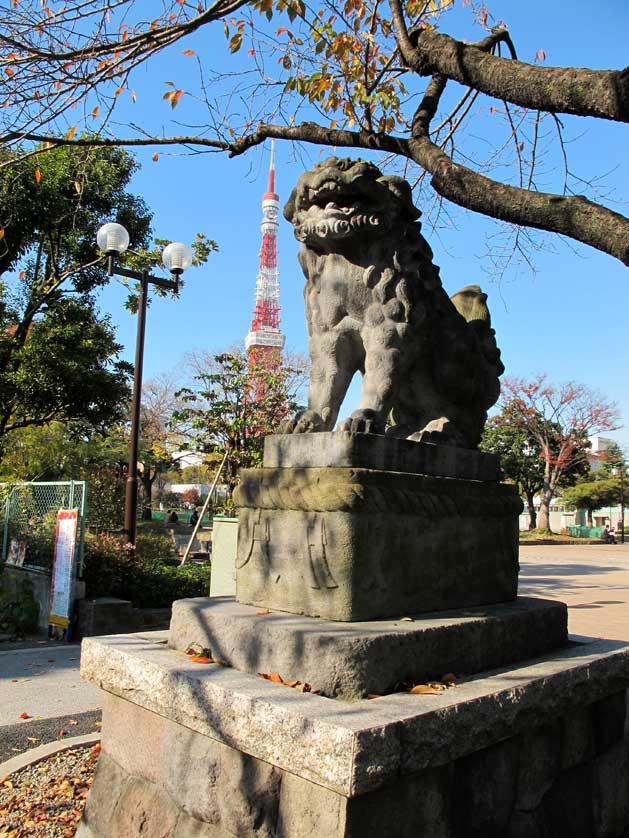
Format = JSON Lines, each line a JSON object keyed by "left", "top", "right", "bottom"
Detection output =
{"left": 245, "top": 141, "right": 285, "bottom": 381}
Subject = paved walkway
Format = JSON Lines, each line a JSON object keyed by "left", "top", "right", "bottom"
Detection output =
{"left": 519, "top": 543, "right": 629, "bottom": 641}
{"left": 0, "top": 643, "right": 101, "bottom": 726}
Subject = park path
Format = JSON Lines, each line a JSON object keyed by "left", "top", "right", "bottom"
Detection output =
{"left": 0, "top": 643, "right": 101, "bottom": 727}
{"left": 519, "top": 543, "right": 629, "bottom": 641}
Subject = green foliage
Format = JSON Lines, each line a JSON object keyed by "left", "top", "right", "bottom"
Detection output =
{"left": 82, "top": 531, "right": 210, "bottom": 608}
{"left": 174, "top": 350, "right": 306, "bottom": 492}
{"left": 0, "top": 144, "right": 152, "bottom": 443}
{"left": 561, "top": 479, "right": 619, "bottom": 514}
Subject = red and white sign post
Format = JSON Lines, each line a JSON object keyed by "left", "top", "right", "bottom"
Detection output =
{"left": 48, "top": 509, "right": 79, "bottom": 632}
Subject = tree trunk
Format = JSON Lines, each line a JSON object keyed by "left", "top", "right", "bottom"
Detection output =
{"left": 525, "top": 493, "right": 537, "bottom": 529}
{"left": 537, "top": 490, "right": 553, "bottom": 533}
{"left": 140, "top": 473, "right": 154, "bottom": 520}
{"left": 587, "top": 508, "right": 594, "bottom": 527}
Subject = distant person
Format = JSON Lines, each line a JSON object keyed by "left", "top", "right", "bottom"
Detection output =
{"left": 602, "top": 525, "right": 616, "bottom": 544}
{"left": 166, "top": 509, "right": 179, "bottom": 525}
{"left": 189, "top": 510, "right": 199, "bottom": 528}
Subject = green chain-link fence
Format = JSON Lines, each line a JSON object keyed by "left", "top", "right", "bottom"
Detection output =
{"left": 1, "top": 481, "right": 87, "bottom": 574}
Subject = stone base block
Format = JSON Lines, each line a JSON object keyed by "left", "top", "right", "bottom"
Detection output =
{"left": 263, "top": 431, "right": 501, "bottom": 481}
{"left": 234, "top": 467, "right": 521, "bottom": 621}
{"left": 168, "top": 596, "right": 568, "bottom": 699}
{"left": 78, "top": 632, "right": 629, "bottom": 838}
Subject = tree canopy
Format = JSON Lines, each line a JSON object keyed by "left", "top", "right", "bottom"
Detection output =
{"left": 499, "top": 375, "right": 618, "bottom": 531}
{"left": 0, "top": 2, "right": 627, "bottom": 270}
{"left": 174, "top": 350, "right": 307, "bottom": 493}
{"left": 0, "top": 144, "right": 155, "bottom": 445}
{"left": 561, "top": 478, "right": 620, "bottom": 528}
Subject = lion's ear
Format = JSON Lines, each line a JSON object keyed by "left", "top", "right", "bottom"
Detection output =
{"left": 283, "top": 189, "right": 297, "bottom": 223}
{"left": 378, "top": 175, "right": 421, "bottom": 221}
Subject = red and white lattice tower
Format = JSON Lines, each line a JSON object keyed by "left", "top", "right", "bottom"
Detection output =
{"left": 245, "top": 140, "right": 285, "bottom": 376}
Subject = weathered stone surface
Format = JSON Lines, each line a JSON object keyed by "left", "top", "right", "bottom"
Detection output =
{"left": 80, "top": 632, "right": 629, "bottom": 797}
{"left": 542, "top": 764, "right": 595, "bottom": 838}
{"left": 263, "top": 432, "right": 500, "bottom": 481}
{"left": 282, "top": 157, "right": 503, "bottom": 447}
{"left": 344, "top": 766, "right": 451, "bottom": 838}
{"left": 515, "top": 725, "right": 561, "bottom": 811}
{"left": 276, "top": 771, "right": 347, "bottom": 836}
{"left": 591, "top": 690, "right": 627, "bottom": 755}
{"left": 592, "top": 740, "right": 628, "bottom": 837}
{"left": 560, "top": 705, "right": 594, "bottom": 770}
{"left": 234, "top": 466, "right": 521, "bottom": 621}
{"left": 454, "top": 738, "right": 519, "bottom": 836}
{"left": 168, "top": 596, "right": 568, "bottom": 699}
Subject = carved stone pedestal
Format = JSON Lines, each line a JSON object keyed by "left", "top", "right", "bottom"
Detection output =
{"left": 78, "top": 433, "right": 629, "bottom": 836}
{"left": 77, "top": 632, "right": 629, "bottom": 838}
{"left": 234, "top": 434, "right": 522, "bottom": 621}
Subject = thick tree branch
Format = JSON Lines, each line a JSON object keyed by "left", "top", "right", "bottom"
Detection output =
{"left": 408, "top": 27, "right": 629, "bottom": 123}
{"left": 5, "top": 121, "right": 627, "bottom": 266}
{"left": 407, "top": 135, "right": 629, "bottom": 265}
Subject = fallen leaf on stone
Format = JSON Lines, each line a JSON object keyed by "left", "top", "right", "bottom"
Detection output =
{"left": 68, "top": 719, "right": 79, "bottom": 726}
{"left": 267, "top": 672, "right": 284, "bottom": 683}
{"left": 2, "top": 779, "right": 13, "bottom": 789}
{"left": 399, "top": 617, "right": 414, "bottom": 622}
{"left": 94, "top": 721, "right": 102, "bottom": 728}
{"left": 189, "top": 655, "right": 213, "bottom": 664}
{"left": 11, "top": 679, "right": 17, "bottom": 683}
{"left": 19, "top": 712, "right": 31, "bottom": 719}
{"left": 367, "top": 694, "right": 381, "bottom": 699}
{"left": 409, "top": 684, "right": 444, "bottom": 695}
{"left": 256, "top": 609, "right": 271, "bottom": 615}
{"left": 10, "top": 748, "right": 22, "bottom": 753}
{"left": 26, "top": 736, "right": 40, "bottom": 743}
{"left": 283, "top": 680, "right": 300, "bottom": 688}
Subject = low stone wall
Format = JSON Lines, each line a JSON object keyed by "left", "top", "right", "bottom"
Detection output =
{"left": 77, "top": 632, "right": 629, "bottom": 838}
{"left": 2, "top": 565, "right": 50, "bottom": 631}
{"left": 77, "top": 598, "right": 171, "bottom": 637}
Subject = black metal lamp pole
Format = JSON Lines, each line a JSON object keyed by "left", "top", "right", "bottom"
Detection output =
{"left": 97, "top": 223, "right": 191, "bottom": 547}
{"left": 620, "top": 468, "right": 626, "bottom": 545}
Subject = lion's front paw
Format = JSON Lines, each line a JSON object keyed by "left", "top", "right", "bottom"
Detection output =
{"left": 281, "top": 409, "right": 325, "bottom": 434}
{"left": 337, "top": 409, "right": 383, "bottom": 435}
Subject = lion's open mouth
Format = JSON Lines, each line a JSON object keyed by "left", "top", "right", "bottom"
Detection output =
{"left": 296, "top": 181, "right": 384, "bottom": 241}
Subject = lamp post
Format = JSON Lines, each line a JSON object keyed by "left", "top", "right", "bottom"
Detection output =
{"left": 96, "top": 222, "right": 193, "bottom": 547}
{"left": 611, "top": 465, "right": 628, "bottom": 545}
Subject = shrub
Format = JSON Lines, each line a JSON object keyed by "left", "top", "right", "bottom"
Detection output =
{"left": 82, "top": 531, "right": 210, "bottom": 608}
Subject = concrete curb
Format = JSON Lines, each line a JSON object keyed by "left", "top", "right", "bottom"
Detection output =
{"left": 0, "top": 731, "right": 100, "bottom": 779}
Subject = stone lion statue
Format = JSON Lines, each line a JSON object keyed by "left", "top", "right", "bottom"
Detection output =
{"left": 283, "top": 157, "right": 504, "bottom": 448}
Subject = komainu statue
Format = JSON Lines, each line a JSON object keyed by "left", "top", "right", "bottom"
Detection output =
{"left": 283, "top": 157, "right": 504, "bottom": 449}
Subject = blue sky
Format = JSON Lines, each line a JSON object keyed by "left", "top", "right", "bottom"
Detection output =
{"left": 94, "top": 0, "right": 629, "bottom": 447}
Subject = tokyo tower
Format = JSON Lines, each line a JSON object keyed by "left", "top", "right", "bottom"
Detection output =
{"left": 245, "top": 140, "right": 285, "bottom": 373}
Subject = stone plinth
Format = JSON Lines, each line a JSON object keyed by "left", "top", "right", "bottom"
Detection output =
{"left": 78, "top": 632, "right": 629, "bottom": 837}
{"left": 264, "top": 432, "right": 501, "bottom": 481}
{"left": 168, "top": 596, "right": 568, "bottom": 699}
{"left": 234, "top": 465, "right": 521, "bottom": 621}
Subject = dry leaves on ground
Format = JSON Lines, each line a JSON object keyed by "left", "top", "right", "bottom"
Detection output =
{"left": 407, "top": 673, "right": 458, "bottom": 695}
{"left": 0, "top": 743, "right": 100, "bottom": 837}
{"left": 258, "top": 672, "right": 322, "bottom": 694}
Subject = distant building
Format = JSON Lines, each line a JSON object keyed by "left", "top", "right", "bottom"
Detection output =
{"left": 165, "top": 483, "right": 210, "bottom": 496}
